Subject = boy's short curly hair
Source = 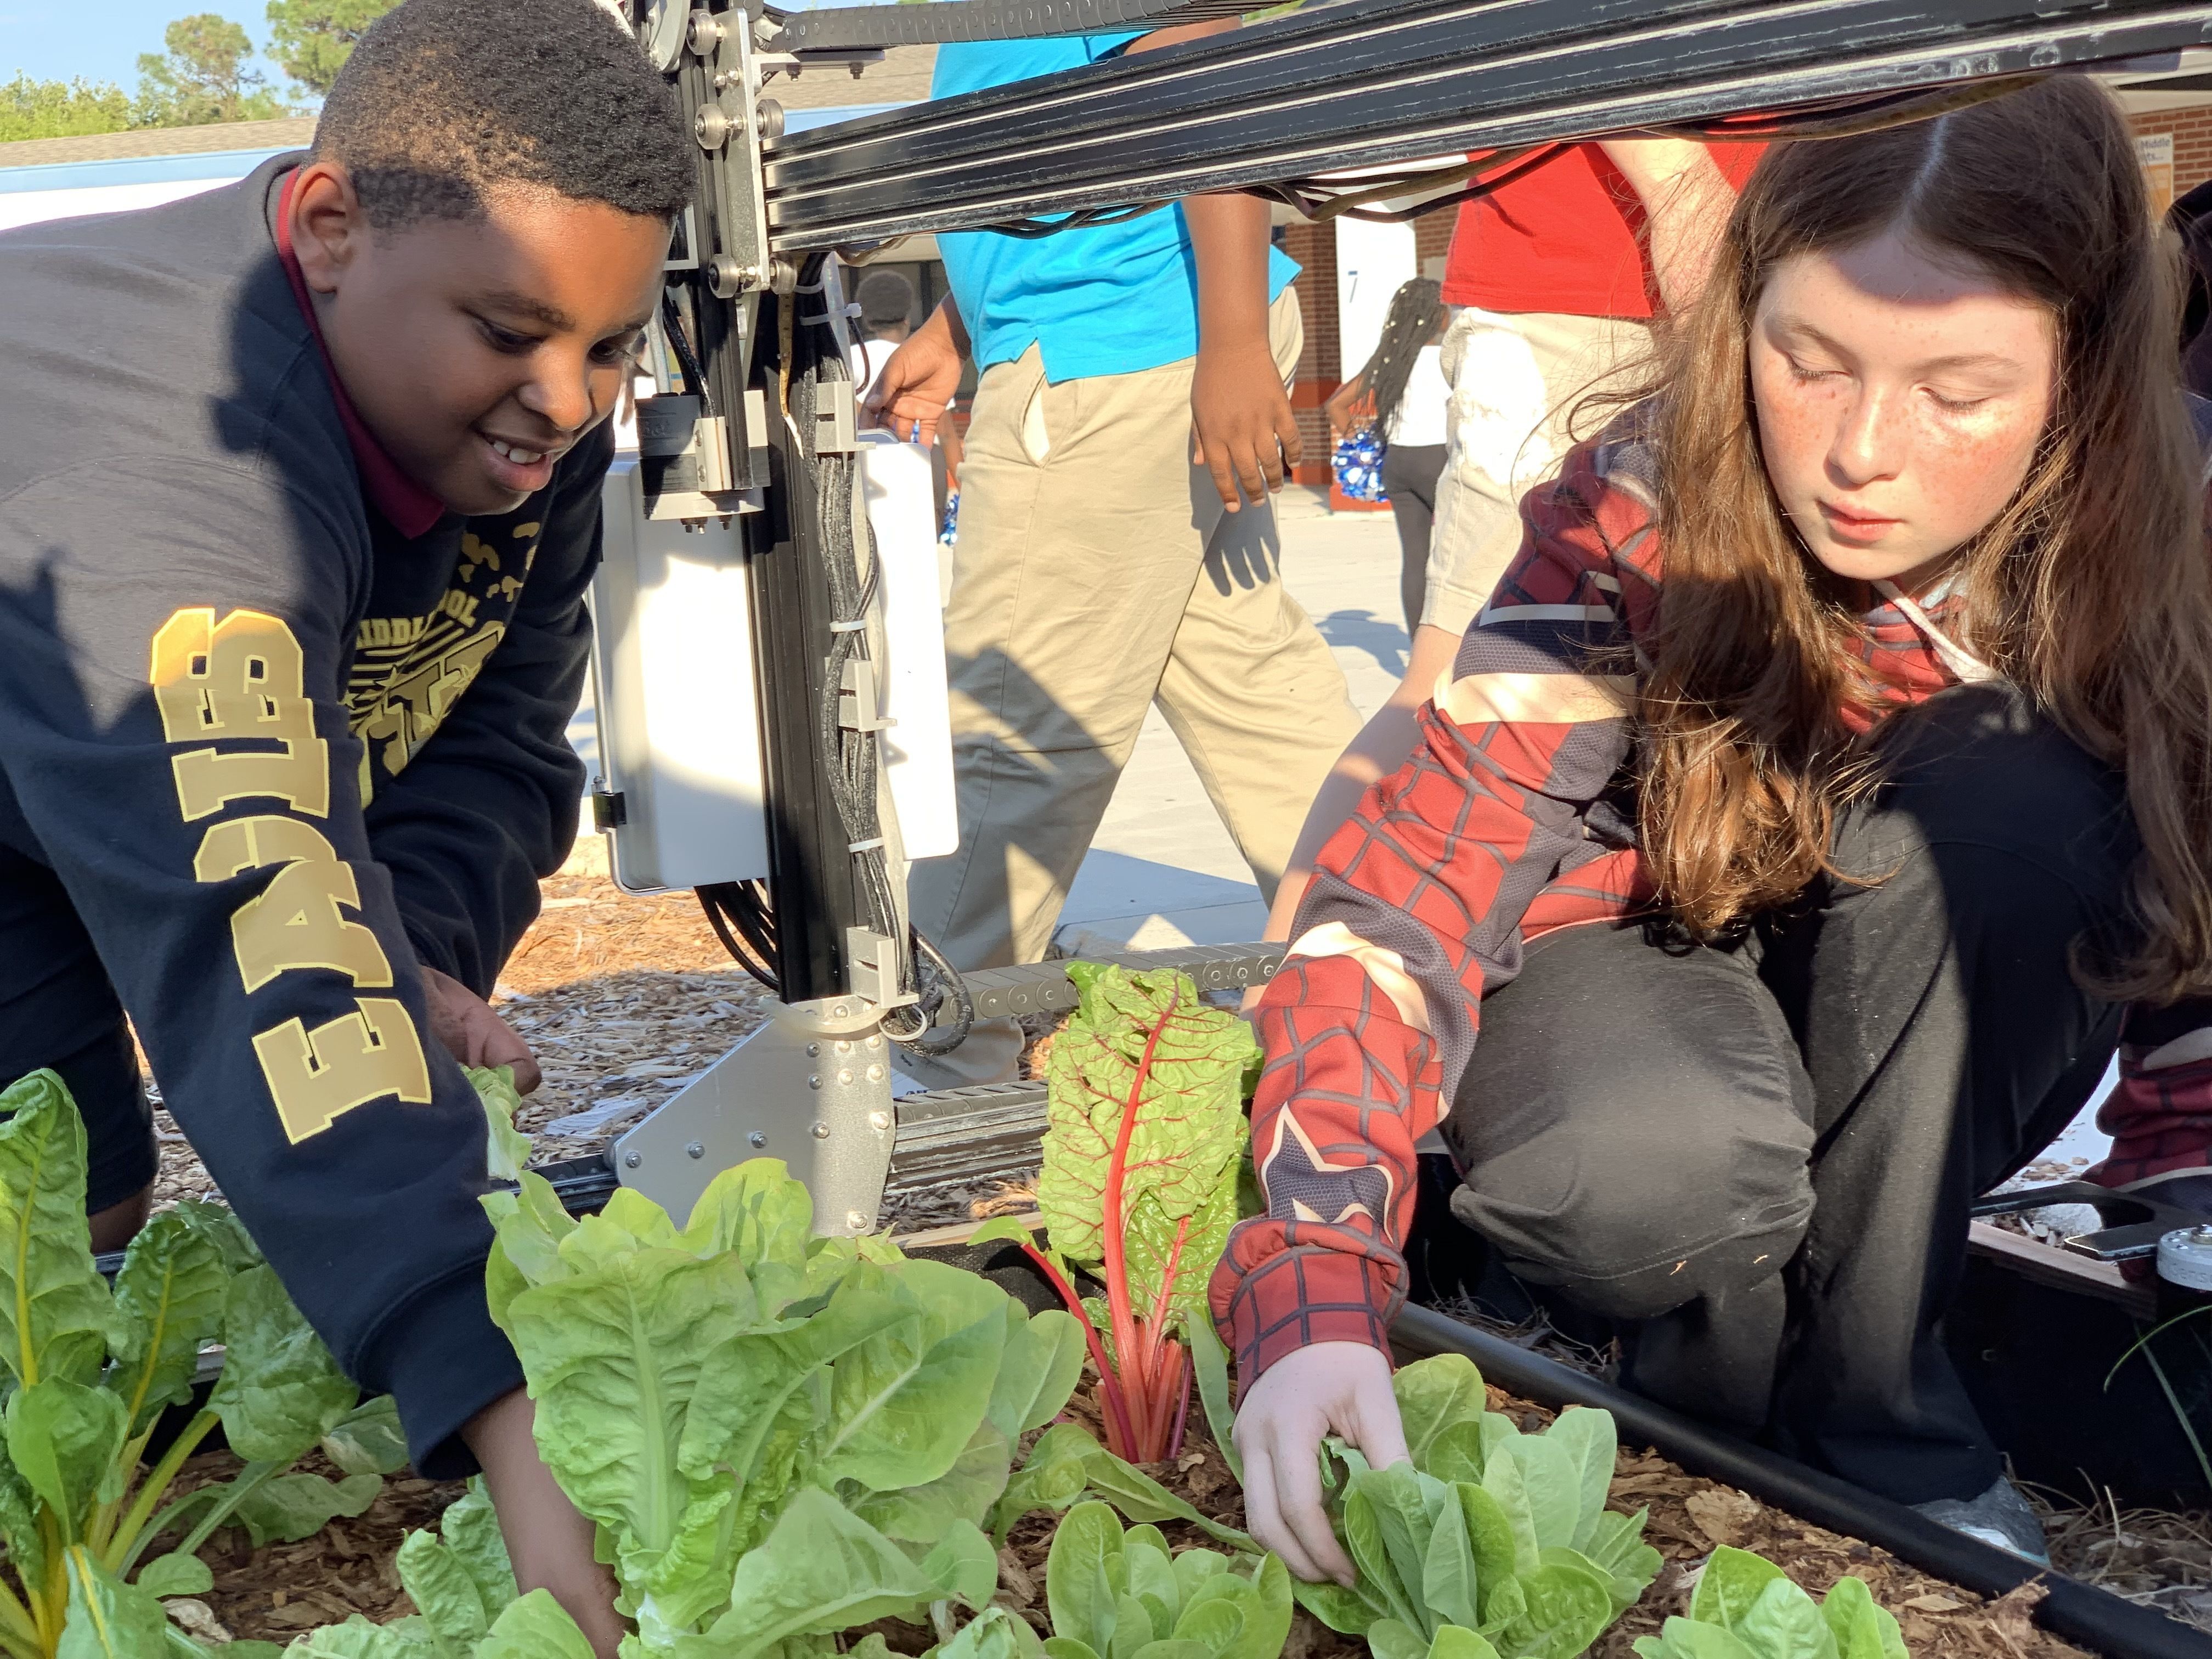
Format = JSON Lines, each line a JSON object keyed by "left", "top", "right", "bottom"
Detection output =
{"left": 313, "top": 0, "right": 693, "bottom": 230}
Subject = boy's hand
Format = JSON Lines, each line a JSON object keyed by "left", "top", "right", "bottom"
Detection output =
{"left": 865, "top": 297, "right": 968, "bottom": 445}
{"left": 466, "top": 1389, "right": 625, "bottom": 1656}
{"left": 420, "top": 965, "right": 540, "bottom": 1093}
{"left": 1192, "top": 340, "right": 1304, "bottom": 512}
{"left": 1233, "top": 1341, "right": 1408, "bottom": 1585}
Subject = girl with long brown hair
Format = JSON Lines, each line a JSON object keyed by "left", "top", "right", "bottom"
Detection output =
{"left": 1214, "top": 75, "right": 2212, "bottom": 1574}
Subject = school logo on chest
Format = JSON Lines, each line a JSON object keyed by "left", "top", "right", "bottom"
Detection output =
{"left": 345, "top": 521, "right": 541, "bottom": 800}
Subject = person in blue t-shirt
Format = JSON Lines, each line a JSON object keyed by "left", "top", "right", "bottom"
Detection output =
{"left": 867, "top": 24, "right": 1363, "bottom": 1086}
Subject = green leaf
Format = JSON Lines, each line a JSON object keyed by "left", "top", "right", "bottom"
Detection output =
{"left": 1633, "top": 1624, "right": 1763, "bottom": 1659}
{"left": 469, "top": 1065, "right": 534, "bottom": 1185}
{"left": 990, "top": 1421, "right": 1094, "bottom": 1543}
{"left": 1286, "top": 1575, "right": 1386, "bottom": 1637}
{"left": 1431, "top": 1628, "right": 1505, "bottom": 1659}
{"left": 1048, "top": 1501, "right": 1128, "bottom": 1655}
{"left": 816, "top": 1260, "right": 1009, "bottom": 1491}
{"left": 1734, "top": 1578, "right": 1838, "bottom": 1659}
{"left": 923, "top": 1519, "right": 1001, "bottom": 1611}
{"left": 1368, "top": 1619, "right": 1430, "bottom": 1659}
{"left": 1392, "top": 1357, "right": 1487, "bottom": 1472}
{"left": 208, "top": 1265, "right": 357, "bottom": 1463}
{"left": 477, "top": 1588, "right": 597, "bottom": 1659}
{"left": 0, "top": 1070, "right": 116, "bottom": 1387}
{"left": 1818, "top": 1577, "right": 1905, "bottom": 1659}
{"left": 854, "top": 1419, "right": 1012, "bottom": 1543}
{"left": 133, "top": 1549, "right": 214, "bottom": 1598}
{"left": 1577, "top": 1511, "right": 1662, "bottom": 1615}
{"left": 1452, "top": 1482, "right": 1523, "bottom": 1624}
{"left": 320, "top": 1395, "right": 410, "bottom": 1478}
{"left": 678, "top": 1160, "right": 817, "bottom": 1313}
{"left": 481, "top": 1173, "right": 580, "bottom": 1325}
{"left": 280, "top": 1615, "right": 443, "bottom": 1657}
{"left": 1419, "top": 1481, "right": 1482, "bottom": 1633}
{"left": 398, "top": 1521, "right": 498, "bottom": 1647}
{"left": 0, "top": 1449, "right": 46, "bottom": 1592}
{"left": 1186, "top": 1319, "right": 1242, "bottom": 1482}
{"left": 696, "top": 1486, "right": 953, "bottom": 1659}
{"left": 1037, "top": 966, "right": 1257, "bottom": 1322}
{"left": 1340, "top": 1476, "right": 1425, "bottom": 1635}
{"left": 1060, "top": 1430, "right": 1252, "bottom": 1549}
{"left": 7, "top": 1376, "right": 127, "bottom": 1539}
{"left": 1479, "top": 1446, "right": 1542, "bottom": 1579}
{"left": 986, "top": 1306, "right": 1086, "bottom": 1444}
{"left": 1690, "top": 1548, "right": 1789, "bottom": 1633}
{"left": 1502, "top": 1438, "right": 1580, "bottom": 1555}
{"left": 173, "top": 1202, "right": 262, "bottom": 1274}
{"left": 438, "top": 1478, "right": 519, "bottom": 1616}
{"left": 501, "top": 1239, "right": 759, "bottom": 1586}
{"left": 935, "top": 1607, "right": 1048, "bottom": 1659}
{"left": 106, "top": 1208, "right": 229, "bottom": 1437}
{"left": 1539, "top": 1411, "right": 1618, "bottom": 1554}
{"left": 232, "top": 1471, "right": 382, "bottom": 1548}
{"left": 1490, "top": 1555, "right": 1613, "bottom": 1659}
{"left": 58, "top": 1544, "right": 172, "bottom": 1659}
{"left": 1424, "top": 1423, "right": 1487, "bottom": 1489}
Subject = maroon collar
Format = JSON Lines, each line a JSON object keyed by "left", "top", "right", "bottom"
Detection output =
{"left": 273, "top": 169, "right": 445, "bottom": 539}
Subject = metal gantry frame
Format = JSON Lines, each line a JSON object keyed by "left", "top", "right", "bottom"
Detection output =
{"left": 592, "top": 0, "right": 2212, "bottom": 1232}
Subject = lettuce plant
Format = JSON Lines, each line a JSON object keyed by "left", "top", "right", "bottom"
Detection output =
{"left": 1630, "top": 1548, "right": 1905, "bottom": 1659}
{"left": 448, "top": 1158, "right": 1088, "bottom": 1657}
{"left": 1039, "top": 1500, "right": 1290, "bottom": 1659}
{"left": 990, "top": 966, "right": 1257, "bottom": 1464}
{"left": 0, "top": 1070, "right": 405, "bottom": 1659}
{"left": 1291, "top": 1357, "right": 1661, "bottom": 1659}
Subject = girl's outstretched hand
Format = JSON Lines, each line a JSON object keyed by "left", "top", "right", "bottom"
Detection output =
{"left": 1233, "top": 1340, "right": 1409, "bottom": 1586}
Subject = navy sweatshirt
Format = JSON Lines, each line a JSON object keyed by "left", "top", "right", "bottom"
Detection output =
{"left": 0, "top": 154, "right": 607, "bottom": 1475}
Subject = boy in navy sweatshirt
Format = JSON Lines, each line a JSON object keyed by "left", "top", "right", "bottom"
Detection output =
{"left": 0, "top": 0, "right": 687, "bottom": 1643}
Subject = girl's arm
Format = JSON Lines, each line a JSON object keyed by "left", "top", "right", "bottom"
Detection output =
{"left": 1596, "top": 137, "right": 1736, "bottom": 315}
{"left": 1215, "top": 437, "right": 1654, "bottom": 1572}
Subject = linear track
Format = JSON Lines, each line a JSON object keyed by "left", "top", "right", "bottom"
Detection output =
{"left": 763, "top": 0, "right": 2212, "bottom": 246}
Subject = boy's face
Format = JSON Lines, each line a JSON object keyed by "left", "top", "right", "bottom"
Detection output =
{"left": 289, "top": 161, "right": 669, "bottom": 517}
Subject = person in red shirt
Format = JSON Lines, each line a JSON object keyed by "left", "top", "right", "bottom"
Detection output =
{"left": 1221, "top": 81, "right": 2212, "bottom": 1572}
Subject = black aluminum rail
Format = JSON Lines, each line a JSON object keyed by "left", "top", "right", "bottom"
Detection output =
{"left": 763, "top": 0, "right": 2212, "bottom": 247}
{"left": 763, "top": 0, "right": 1249, "bottom": 52}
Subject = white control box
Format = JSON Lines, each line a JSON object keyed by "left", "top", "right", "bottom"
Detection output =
{"left": 590, "top": 436, "right": 957, "bottom": 893}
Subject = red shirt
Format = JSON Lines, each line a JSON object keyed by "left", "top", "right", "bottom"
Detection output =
{"left": 1441, "top": 140, "right": 1764, "bottom": 319}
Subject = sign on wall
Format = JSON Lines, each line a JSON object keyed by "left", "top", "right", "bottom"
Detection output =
{"left": 2140, "top": 131, "right": 2176, "bottom": 215}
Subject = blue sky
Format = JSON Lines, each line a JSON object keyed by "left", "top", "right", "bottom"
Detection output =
{"left": 4, "top": 0, "right": 879, "bottom": 91}
{"left": 4, "top": 0, "right": 285, "bottom": 88}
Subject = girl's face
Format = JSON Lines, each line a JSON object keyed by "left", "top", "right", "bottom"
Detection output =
{"left": 1749, "top": 230, "right": 2057, "bottom": 593}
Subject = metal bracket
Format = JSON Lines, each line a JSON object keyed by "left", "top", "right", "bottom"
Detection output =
{"left": 614, "top": 992, "right": 895, "bottom": 1232}
{"left": 845, "top": 926, "right": 916, "bottom": 1009}
{"left": 691, "top": 9, "right": 775, "bottom": 300}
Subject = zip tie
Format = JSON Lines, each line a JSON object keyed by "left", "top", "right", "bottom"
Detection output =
{"left": 847, "top": 836, "right": 885, "bottom": 853}
{"left": 828, "top": 618, "right": 868, "bottom": 633}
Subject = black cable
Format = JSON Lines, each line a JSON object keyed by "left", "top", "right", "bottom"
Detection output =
{"left": 660, "top": 287, "right": 716, "bottom": 418}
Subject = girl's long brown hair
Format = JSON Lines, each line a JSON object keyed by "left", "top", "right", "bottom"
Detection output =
{"left": 1639, "top": 76, "right": 2212, "bottom": 1001}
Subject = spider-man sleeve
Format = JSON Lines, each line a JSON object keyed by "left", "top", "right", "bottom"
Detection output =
{"left": 1209, "top": 434, "right": 1661, "bottom": 1384}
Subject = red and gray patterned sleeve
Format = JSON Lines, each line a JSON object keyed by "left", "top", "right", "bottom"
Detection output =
{"left": 2091, "top": 998, "right": 2212, "bottom": 1188}
{"left": 1209, "top": 436, "right": 1660, "bottom": 1383}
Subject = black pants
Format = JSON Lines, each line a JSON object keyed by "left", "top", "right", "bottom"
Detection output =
{"left": 1442, "top": 685, "right": 2136, "bottom": 1504}
{"left": 1381, "top": 442, "right": 1446, "bottom": 636}
{"left": 0, "top": 846, "right": 159, "bottom": 1215}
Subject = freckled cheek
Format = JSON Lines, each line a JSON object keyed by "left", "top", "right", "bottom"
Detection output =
{"left": 1750, "top": 376, "right": 1841, "bottom": 496}
{"left": 1899, "top": 408, "right": 2041, "bottom": 531}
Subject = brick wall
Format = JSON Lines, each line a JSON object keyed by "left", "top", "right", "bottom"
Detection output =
{"left": 1413, "top": 205, "right": 1456, "bottom": 280}
{"left": 2129, "top": 108, "right": 2212, "bottom": 202}
{"left": 1281, "top": 219, "right": 1339, "bottom": 482}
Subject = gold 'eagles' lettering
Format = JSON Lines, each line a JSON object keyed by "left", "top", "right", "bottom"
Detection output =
{"left": 250, "top": 999, "right": 431, "bottom": 1142}
{"left": 153, "top": 607, "right": 430, "bottom": 1144}
{"left": 193, "top": 816, "right": 395, "bottom": 995}
{"left": 150, "top": 608, "right": 330, "bottom": 819}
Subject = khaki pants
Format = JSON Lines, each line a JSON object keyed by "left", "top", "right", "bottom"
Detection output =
{"left": 1423, "top": 307, "right": 1653, "bottom": 638}
{"left": 903, "top": 289, "right": 1362, "bottom": 1085}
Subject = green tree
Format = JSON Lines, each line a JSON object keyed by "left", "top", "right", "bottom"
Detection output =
{"left": 264, "top": 0, "right": 392, "bottom": 98}
{"left": 134, "top": 13, "right": 292, "bottom": 128}
{"left": 0, "top": 74, "right": 136, "bottom": 142}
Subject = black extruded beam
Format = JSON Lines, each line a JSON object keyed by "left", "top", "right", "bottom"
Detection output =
{"left": 763, "top": 0, "right": 2212, "bottom": 246}
{"left": 765, "top": 0, "right": 1248, "bottom": 52}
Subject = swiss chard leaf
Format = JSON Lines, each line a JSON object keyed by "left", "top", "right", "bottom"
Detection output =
{"left": 7, "top": 1378, "right": 127, "bottom": 1540}
{"left": 320, "top": 1395, "right": 411, "bottom": 1479}
{"left": 58, "top": 1544, "right": 170, "bottom": 1659}
{"left": 105, "top": 1207, "right": 228, "bottom": 1437}
{"left": 208, "top": 1265, "right": 357, "bottom": 1464}
{"left": 231, "top": 1470, "right": 381, "bottom": 1547}
{"left": 0, "top": 1071, "right": 116, "bottom": 1388}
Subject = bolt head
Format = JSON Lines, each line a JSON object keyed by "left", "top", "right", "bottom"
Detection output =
{"left": 806, "top": 1042, "right": 821, "bottom": 1058}
{"left": 810, "top": 1121, "right": 830, "bottom": 1140}
{"left": 837, "top": 1068, "right": 853, "bottom": 1086}
{"left": 808, "top": 1074, "right": 822, "bottom": 1090}
{"left": 833, "top": 1003, "right": 850, "bottom": 1018}
{"left": 836, "top": 1039, "right": 852, "bottom": 1055}
{"left": 748, "top": 1130, "right": 768, "bottom": 1148}
{"left": 846, "top": 1209, "right": 869, "bottom": 1231}
{"left": 623, "top": 1150, "right": 642, "bottom": 1169}
{"left": 868, "top": 1109, "right": 891, "bottom": 1131}
{"left": 686, "top": 1141, "right": 706, "bottom": 1159}
{"left": 866, "top": 1066, "right": 884, "bottom": 1085}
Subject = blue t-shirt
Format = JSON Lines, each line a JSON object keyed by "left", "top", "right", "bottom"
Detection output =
{"left": 931, "top": 34, "right": 1300, "bottom": 383}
